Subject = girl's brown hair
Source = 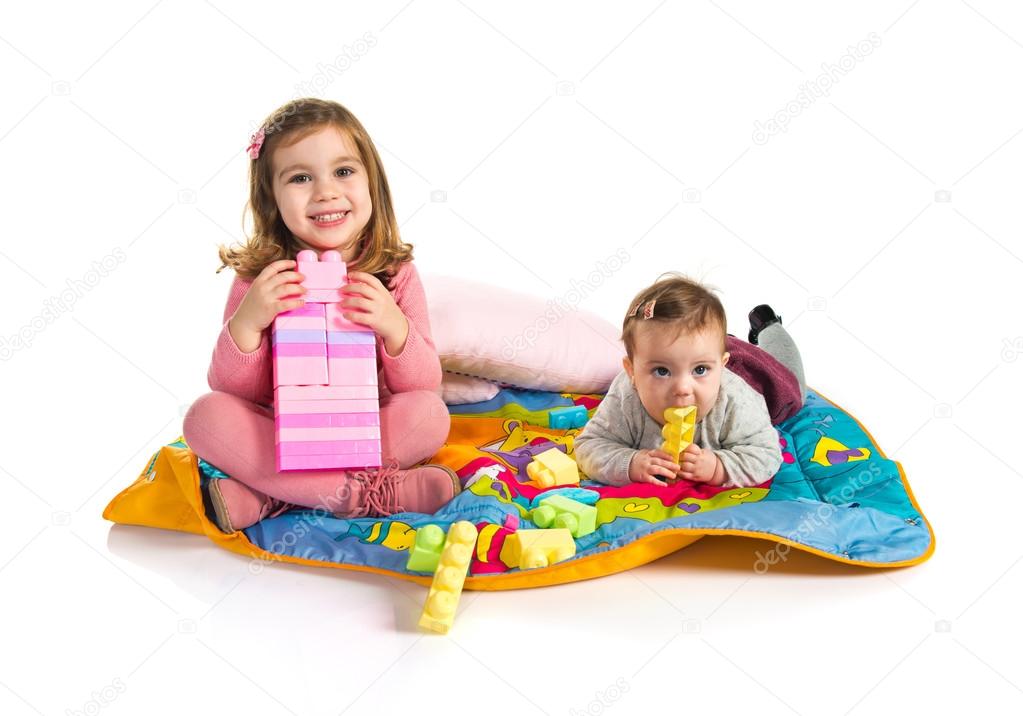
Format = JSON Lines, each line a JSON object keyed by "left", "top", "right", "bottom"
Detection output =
{"left": 217, "top": 98, "right": 412, "bottom": 285}
{"left": 621, "top": 272, "right": 727, "bottom": 359}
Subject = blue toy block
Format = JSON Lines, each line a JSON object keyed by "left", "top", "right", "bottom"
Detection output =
{"left": 549, "top": 405, "right": 588, "bottom": 430}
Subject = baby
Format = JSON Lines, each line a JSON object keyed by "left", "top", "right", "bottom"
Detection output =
{"left": 574, "top": 273, "right": 785, "bottom": 488}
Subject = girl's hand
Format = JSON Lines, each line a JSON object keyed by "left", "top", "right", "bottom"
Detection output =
{"left": 231, "top": 259, "right": 306, "bottom": 334}
{"left": 340, "top": 271, "right": 408, "bottom": 346}
{"left": 679, "top": 444, "right": 725, "bottom": 485}
{"left": 628, "top": 449, "right": 680, "bottom": 487}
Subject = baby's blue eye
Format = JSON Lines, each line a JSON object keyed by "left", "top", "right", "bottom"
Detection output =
{"left": 653, "top": 367, "right": 670, "bottom": 378}
{"left": 693, "top": 365, "right": 709, "bottom": 377}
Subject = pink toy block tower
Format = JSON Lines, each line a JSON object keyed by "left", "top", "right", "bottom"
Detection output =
{"left": 272, "top": 249, "right": 382, "bottom": 471}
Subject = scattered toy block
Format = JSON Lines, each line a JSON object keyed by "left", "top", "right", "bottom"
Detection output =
{"left": 529, "top": 494, "right": 596, "bottom": 537}
{"left": 419, "top": 521, "right": 478, "bottom": 634}
{"left": 500, "top": 528, "right": 576, "bottom": 570}
{"left": 406, "top": 524, "right": 446, "bottom": 573}
{"left": 525, "top": 447, "right": 580, "bottom": 488}
{"left": 471, "top": 514, "right": 520, "bottom": 575}
{"left": 549, "top": 405, "right": 588, "bottom": 429}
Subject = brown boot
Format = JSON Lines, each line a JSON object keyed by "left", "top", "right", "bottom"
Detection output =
{"left": 204, "top": 478, "right": 295, "bottom": 533}
{"left": 342, "top": 459, "right": 461, "bottom": 517}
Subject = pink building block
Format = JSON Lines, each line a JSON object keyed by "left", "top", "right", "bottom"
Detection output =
{"left": 328, "top": 358, "right": 378, "bottom": 386}
{"left": 276, "top": 426, "right": 381, "bottom": 443}
{"left": 276, "top": 385, "right": 378, "bottom": 401}
{"left": 278, "top": 453, "right": 381, "bottom": 470}
{"left": 277, "top": 399, "right": 380, "bottom": 414}
{"left": 325, "top": 302, "right": 366, "bottom": 331}
{"left": 274, "top": 356, "right": 328, "bottom": 387}
{"left": 304, "top": 288, "right": 345, "bottom": 303}
{"left": 296, "top": 249, "right": 346, "bottom": 290}
{"left": 274, "top": 412, "right": 379, "bottom": 428}
{"left": 326, "top": 344, "right": 375, "bottom": 359}
{"left": 272, "top": 249, "right": 383, "bottom": 472}
{"left": 273, "top": 315, "right": 327, "bottom": 330}
{"left": 277, "top": 439, "right": 382, "bottom": 456}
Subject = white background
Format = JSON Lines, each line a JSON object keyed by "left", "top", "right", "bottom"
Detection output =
{"left": 1, "top": 1, "right": 1021, "bottom": 714}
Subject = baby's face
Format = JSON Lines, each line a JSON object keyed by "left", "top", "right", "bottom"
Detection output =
{"left": 272, "top": 126, "right": 372, "bottom": 263}
{"left": 623, "top": 322, "right": 729, "bottom": 426}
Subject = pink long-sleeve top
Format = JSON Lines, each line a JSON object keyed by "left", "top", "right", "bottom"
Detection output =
{"left": 206, "top": 261, "right": 442, "bottom": 406}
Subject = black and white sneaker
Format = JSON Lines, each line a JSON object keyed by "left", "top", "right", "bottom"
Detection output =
{"left": 748, "top": 304, "right": 781, "bottom": 345}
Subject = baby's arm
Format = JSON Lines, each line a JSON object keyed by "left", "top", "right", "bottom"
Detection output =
{"left": 713, "top": 391, "right": 783, "bottom": 488}
{"left": 573, "top": 375, "right": 640, "bottom": 486}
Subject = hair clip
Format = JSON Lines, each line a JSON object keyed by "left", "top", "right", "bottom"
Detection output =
{"left": 626, "top": 298, "right": 657, "bottom": 320}
{"left": 247, "top": 126, "right": 266, "bottom": 160}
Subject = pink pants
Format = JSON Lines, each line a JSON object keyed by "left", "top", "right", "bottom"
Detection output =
{"left": 182, "top": 389, "right": 450, "bottom": 510}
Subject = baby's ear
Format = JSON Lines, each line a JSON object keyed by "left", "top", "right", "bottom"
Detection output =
{"left": 622, "top": 356, "right": 633, "bottom": 379}
{"left": 721, "top": 351, "right": 730, "bottom": 367}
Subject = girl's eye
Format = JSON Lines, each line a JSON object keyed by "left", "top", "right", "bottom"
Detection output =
{"left": 653, "top": 367, "right": 670, "bottom": 377}
{"left": 693, "top": 365, "right": 709, "bottom": 377}
{"left": 336, "top": 167, "right": 353, "bottom": 177}
{"left": 289, "top": 174, "right": 310, "bottom": 183}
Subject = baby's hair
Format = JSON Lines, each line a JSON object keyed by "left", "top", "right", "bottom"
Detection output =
{"left": 621, "top": 272, "right": 727, "bottom": 360}
{"left": 217, "top": 97, "right": 412, "bottom": 283}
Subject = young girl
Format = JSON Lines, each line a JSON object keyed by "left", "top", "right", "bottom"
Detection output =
{"left": 574, "top": 273, "right": 807, "bottom": 488}
{"left": 183, "top": 98, "right": 459, "bottom": 533}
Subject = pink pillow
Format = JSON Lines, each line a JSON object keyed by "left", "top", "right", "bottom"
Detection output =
{"left": 422, "top": 274, "right": 625, "bottom": 394}
{"left": 439, "top": 371, "right": 500, "bottom": 405}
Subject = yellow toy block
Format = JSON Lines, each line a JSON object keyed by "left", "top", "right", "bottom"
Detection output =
{"left": 525, "top": 447, "right": 580, "bottom": 488}
{"left": 661, "top": 406, "right": 697, "bottom": 464}
{"left": 419, "top": 521, "right": 478, "bottom": 634}
{"left": 500, "top": 528, "right": 576, "bottom": 570}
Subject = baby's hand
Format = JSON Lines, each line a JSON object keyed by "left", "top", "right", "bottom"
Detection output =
{"left": 232, "top": 259, "right": 307, "bottom": 334}
{"left": 679, "top": 444, "right": 724, "bottom": 485}
{"left": 628, "top": 449, "right": 680, "bottom": 487}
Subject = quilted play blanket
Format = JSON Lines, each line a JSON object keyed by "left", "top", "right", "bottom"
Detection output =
{"left": 104, "top": 387, "right": 933, "bottom": 589}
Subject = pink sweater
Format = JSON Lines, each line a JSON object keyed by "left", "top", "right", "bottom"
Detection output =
{"left": 206, "top": 261, "right": 442, "bottom": 406}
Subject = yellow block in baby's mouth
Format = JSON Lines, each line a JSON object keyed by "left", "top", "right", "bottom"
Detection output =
{"left": 661, "top": 406, "right": 697, "bottom": 464}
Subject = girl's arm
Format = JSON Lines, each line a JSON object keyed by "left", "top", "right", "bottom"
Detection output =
{"left": 376, "top": 262, "right": 443, "bottom": 394}
{"left": 206, "top": 275, "right": 274, "bottom": 405}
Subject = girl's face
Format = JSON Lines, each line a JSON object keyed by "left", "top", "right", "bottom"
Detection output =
{"left": 623, "top": 322, "right": 730, "bottom": 425}
{"left": 271, "top": 126, "right": 372, "bottom": 262}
